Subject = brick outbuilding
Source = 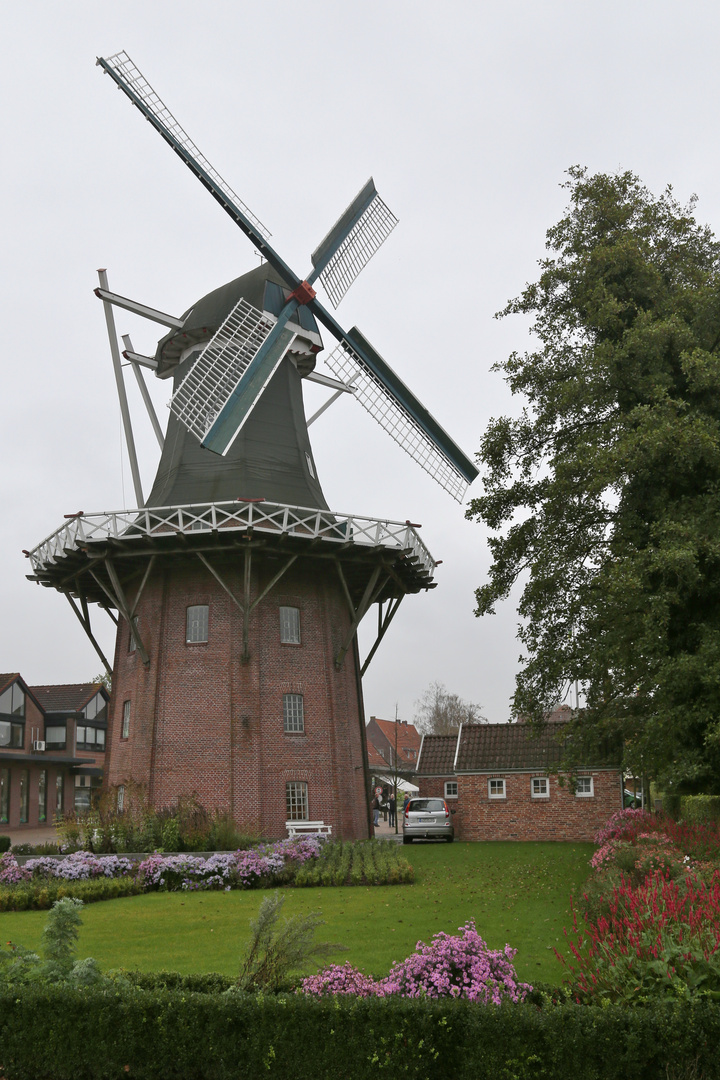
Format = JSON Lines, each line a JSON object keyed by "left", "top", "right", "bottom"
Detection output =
{"left": 415, "top": 721, "right": 622, "bottom": 842}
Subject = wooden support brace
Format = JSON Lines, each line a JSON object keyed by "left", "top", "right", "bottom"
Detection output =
{"left": 335, "top": 565, "right": 388, "bottom": 671}
{"left": 361, "top": 594, "right": 404, "bottom": 676}
{"left": 94, "top": 560, "right": 150, "bottom": 666}
{"left": 65, "top": 593, "right": 113, "bottom": 678}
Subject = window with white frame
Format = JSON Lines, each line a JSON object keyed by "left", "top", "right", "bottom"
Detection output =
{"left": 279, "top": 606, "right": 301, "bottom": 644}
{"left": 286, "top": 781, "right": 308, "bottom": 820}
{"left": 488, "top": 778, "right": 506, "bottom": 799}
{"left": 121, "top": 700, "right": 131, "bottom": 739}
{"left": 575, "top": 776, "right": 594, "bottom": 797}
{"left": 444, "top": 781, "right": 458, "bottom": 799}
{"left": 283, "top": 694, "right": 304, "bottom": 733}
{"left": 186, "top": 605, "right": 209, "bottom": 644}
{"left": 531, "top": 777, "right": 549, "bottom": 799}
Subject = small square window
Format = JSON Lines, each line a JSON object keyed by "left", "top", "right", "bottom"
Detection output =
{"left": 186, "top": 605, "right": 209, "bottom": 644}
{"left": 531, "top": 777, "right": 549, "bottom": 798}
{"left": 121, "top": 700, "right": 131, "bottom": 740}
{"left": 575, "top": 776, "right": 594, "bottom": 797}
{"left": 279, "top": 606, "right": 301, "bottom": 644}
{"left": 488, "top": 778, "right": 506, "bottom": 799}
{"left": 444, "top": 781, "right": 458, "bottom": 799}
{"left": 286, "top": 781, "right": 308, "bottom": 820}
{"left": 283, "top": 694, "right": 304, "bottom": 733}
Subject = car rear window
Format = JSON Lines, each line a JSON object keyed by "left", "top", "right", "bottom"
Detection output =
{"left": 409, "top": 799, "right": 444, "bottom": 812}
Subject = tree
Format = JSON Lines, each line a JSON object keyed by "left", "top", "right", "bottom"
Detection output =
{"left": 467, "top": 167, "right": 720, "bottom": 792}
{"left": 414, "top": 681, "right": 486, "bottom": 735}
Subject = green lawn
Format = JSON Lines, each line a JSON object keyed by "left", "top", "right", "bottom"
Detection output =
{"left": 0, "top": 842, "right": 593, "bottom": 985}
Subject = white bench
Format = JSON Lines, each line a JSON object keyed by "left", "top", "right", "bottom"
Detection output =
{"left": 286, "top": 820, "right": 332, "bottom": 838}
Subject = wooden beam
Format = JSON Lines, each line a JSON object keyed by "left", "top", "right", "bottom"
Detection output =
{"left": 242, "top": 548, "right": 252, "bottom": 661}
{"left": 65, "top": 593, "right": 113, "bottom": 678}
{"left": 130, "top": 555, "right": 156, "bottom": 616}
{"left": 335, "top": 566, "right": 386, "bottom": 670}
{"left": 99, "top": 559, "right": 150, "bottom": 665}
{"left": 361, "top": 595, "right": 404, "bottom": 676}
{"left": 196, "top": 552, "right": 245, "bottom": 615}
{"left": 249, "top": 555, "right": 298, "bottom": 613}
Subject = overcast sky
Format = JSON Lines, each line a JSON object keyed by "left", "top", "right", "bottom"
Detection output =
{"left": 2, "top": 1, "right": 719, "bottom": 725}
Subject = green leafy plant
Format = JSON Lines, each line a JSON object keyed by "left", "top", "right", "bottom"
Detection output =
{"left": 235, "top": 891, "right": 347, "bottom": 992}
{"left": 0, "top": 897, "right": 103, "bottom": 987}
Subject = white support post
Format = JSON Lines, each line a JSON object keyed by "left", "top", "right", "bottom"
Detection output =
{"left": 122, "top": 335, "right": 165, "bottom": 450}
{"left": 98, "top": 269, "right": 144, "bottom": 507}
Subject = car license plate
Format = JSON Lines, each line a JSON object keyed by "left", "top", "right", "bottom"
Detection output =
{"left": 419, "top": 816, "right": 433, "bottom": 822}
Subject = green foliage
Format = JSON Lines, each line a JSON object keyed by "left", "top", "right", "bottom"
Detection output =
{"left": 236, "top": 891, "right": 347, "bottom": 992}
{"left": 681, "top": 795, "right": 720, "bottom": 824}
{"left": 1, "top": 986, "right": 719, "bottom": 1079}
{"left": 0, "top": 836, "right": 10, "bottom": 853}
{"left": 0, "top": 873, "right": 143, "bottom": 911}
{"left": 0, "top": 898, "right": 104, "bottom": 990}
{"left": 468, "top": 166, "right": 720, "bottom": 790}
{"left": 293, "top": 839, "right": 413, "bottom": 887}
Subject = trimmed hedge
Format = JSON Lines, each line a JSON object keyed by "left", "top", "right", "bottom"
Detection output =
{"left": 1, "top": 986, "right": 719, "bottom": 1079}
{"left": 682, "top": 795, "right": 720, "bottom": 824}
{"left": 0, "top": 875, "right": 144, "bottom": 911}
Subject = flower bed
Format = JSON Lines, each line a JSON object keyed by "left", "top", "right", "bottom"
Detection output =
{"left": 301, "top": 920, "right": 531, "bottom": 1004}
{"left": 0, "top": 836, "right": 413, "bottom": 910}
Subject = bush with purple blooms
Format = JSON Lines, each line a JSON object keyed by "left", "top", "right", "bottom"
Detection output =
{"left": 300, "top": 920, "right": 532, "bottom": 1004}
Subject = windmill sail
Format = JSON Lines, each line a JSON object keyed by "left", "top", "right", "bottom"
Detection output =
{"left": 170, "top": 298, "right": 276, "bottom": 443}
{"left": 310, "top": 179, "right": 398, "bottom": 308}
{"left": 97, "top": 52, "right": 272, "bottom": 245}
{"left": 325, "top": 332, "right": 475, "bottom": 502}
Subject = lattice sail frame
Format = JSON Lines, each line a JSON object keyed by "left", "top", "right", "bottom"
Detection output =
{"left": 314, "top": 193, "right": 398, "bottom": 309}
{"left": 325, "top": 343, "right": 468, "bottom": 502}
{"left": 101, "top": 51, "right": 271, "bottom": 242}
{"left": 170, "top": 298, "right": 275, "bottom": 441}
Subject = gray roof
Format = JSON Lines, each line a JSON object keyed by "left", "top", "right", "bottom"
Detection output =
{"left": 29, "top": 683, "right": 107, "bottom": 715}
{"left": 416, "top": 734, "right": 457, "bottom": 774}
{"left": 455, "top": 721, "right": 620, "bottom": 772}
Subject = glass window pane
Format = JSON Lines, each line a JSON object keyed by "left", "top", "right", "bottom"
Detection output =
{"left": 286, "top": 781, "right": 308, "bottom": 820}
{"left": 46, "top": 725, "right": 66, "bottom": 750}
{"left": 19, "top": 770, "right": 29, "bottom": 823}
{"left": 56, "top": 774, "right": 64, "bottom": 814}
{"left": 97, "top": 728, "right": 106, "bottom": 750}
{"left": 279, "top": 607, "right": 301, "bottom": 644}
{"left": 0, "top": 720, "right": 10, "bottom": 747}
{"left": 122, "top": 701, "right": 131, "bottom": 739}
{"left": 186, "top": 605, "right": 209, "bottom": 643}
{"left": 11, "top": 684, "right": 25, "bottom": 716}
{"left": 0, "top": 768, "right": 9, "bottom": 824}
{"left": 283, "top": 694, "right": 304, "bottom": 733}
{"left": 0, "top": 688, "right": 11, "bottom": 714}
{"left": 38, "top": 770, "right": 47, "bottom": 823}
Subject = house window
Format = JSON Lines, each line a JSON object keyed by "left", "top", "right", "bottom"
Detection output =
{"left": 531, "top": 777, "right": 549, "bottom": 799}
{"left": 0, "top": 719, "right": 24, "bottom": 748}
{"left": 0, "top": 768, "right": 9, "bottom": 824}
{"left": 76, "top": 726, "right": 106, "bottom": 751}
{"left": 121, "top": 700, "right": 131, "bottom": 739}
{"left": 286, "top": 781, "right": 308, "bottom": 820}
{"left": 19, "top": 769, "right": 29, "bottom": 823}
{"left": 283, "top": 694, "right": 304, "bottom": 733}
{"left": 45, "top": 725, "right": 67, "bottom": 751}
{"left": 488, "top": 778, "right": 506, "bottom": 800}
{"left": 444, "top": 781, "right": 458, "bottom": 799}
{"left": 128, "top": 616, "right": 139, "bottom": 652}
{"left": 74, "top": 776, "right": 91, "bottom": 813}
{"left": 56, "top": 774, "right": 64, "bottom": 814}
{"left": 38, "top": 770, "right": 48, "bottom": 823}
{"left": 575, "top": 776, "right": 594, "bottom": 797}
{"left": 186, "top": 605, "right": 209, "bottom": 643}
{"left": 117, "top": 785, "right": 125, "bottom": 813}
{"left": 279, "top": 606, "right": 301, "bottom": 644}
{"left": 0, "top": 682, "right": 25, "bottom": 716}
{"left": 83, "top": 692, "right": 107, "bottom": 725}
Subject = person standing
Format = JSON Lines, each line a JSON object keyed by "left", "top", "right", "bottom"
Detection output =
{"left": 372, "top": 793, "right": 381, "bottom": 828}
{"left": 388, "top": 792, "right": 396, "bottom": 827}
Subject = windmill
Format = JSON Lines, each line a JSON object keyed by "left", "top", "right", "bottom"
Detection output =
{"left": 25, "top": 52, "right": 477, "bottom": 839}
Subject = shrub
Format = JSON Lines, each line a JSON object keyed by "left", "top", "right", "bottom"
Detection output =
{"left": 561, "top": 869, "right": 720, "bottom": 1003}
{"left": 302, "top": 921, "right": 531, "bottom": 1005}
{"left": 0, "top": 836, "right": 10, "bottom": 853}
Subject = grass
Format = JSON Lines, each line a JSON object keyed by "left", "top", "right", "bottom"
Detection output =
{"left": 0, "top": 841, "right": 593, "bottom": 985}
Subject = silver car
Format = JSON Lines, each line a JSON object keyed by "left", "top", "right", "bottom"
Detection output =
{"left": 402, "top": 797, "right": 454, "bottom": 843}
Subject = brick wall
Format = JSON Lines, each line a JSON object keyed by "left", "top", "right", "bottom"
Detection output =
{"left": 417, "top": 770, "right": 622, "bottom": 842}
{"left": 106, "top": 550, "right": 371, "bottom": 840}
